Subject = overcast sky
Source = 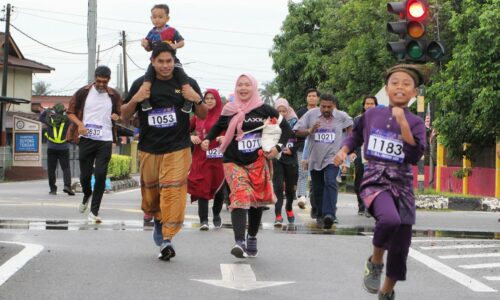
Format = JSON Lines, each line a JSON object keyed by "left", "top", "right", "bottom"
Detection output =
{"left": 2, "top": 0, "right": 290, "bottom": 98}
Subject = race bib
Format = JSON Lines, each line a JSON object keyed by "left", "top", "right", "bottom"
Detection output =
{"left": 86, "top": 124, "right": 103, "bottom": 138}
{"left": 367, "top": 128, "right": 405, "bottom": 163}
{"left": 206, "top": 147, "right": 223, "bottom": 159}
{"left": 148, "top": 107, "right": 177, "bottom": 128}
{"left": 238, "top": 133, "right": 262, "bottom": 153}
{"left": 314, "top": 129, "right": 335, "bottom": 144}
{"left": 286, "top": 138, "right": 296, "bottom": 149}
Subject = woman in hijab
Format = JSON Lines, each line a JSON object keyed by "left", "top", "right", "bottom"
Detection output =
{"left": 201, "top": 74, "right": 292, "bottom": 258}
{"left": 188, "top": 89, "right": 225, "bottom": 230}
{"left": 272, "top": 98, "right": 299, "bottom": 226}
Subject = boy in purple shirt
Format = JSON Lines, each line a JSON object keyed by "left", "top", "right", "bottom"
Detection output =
{"left": 334, "top": 64, "right": 427, "bottom": 300}
{"left": 139, "top": 4, "right": 198, "bottom": 113}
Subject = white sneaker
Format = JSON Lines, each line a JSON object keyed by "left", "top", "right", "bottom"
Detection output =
{"left": 88, "top": 212, "right": 102, "bottom": 224}
{"left": 78, "top": 201, "right": 89, "bottom": 213}
{"left": 297, "top": 196, "right": 306, "bottom": 209}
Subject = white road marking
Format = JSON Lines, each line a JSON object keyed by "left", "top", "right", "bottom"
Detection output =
{"left": 0, "top": 241, "right": 44, "bottom": 287}
{"left": 439, "top": 253, "right": 500, "bottom": 259}
{"left": 459, "top": 263, "right": 500, "bottom": 270}
{"left": 412, "top": 239, "right": 500, "bottom": 243}
{"left": 192, "top": 264, "right": 294, "bottom": 291}
{"left": 113, "top": 188, "right": 140, "bottom": 195}
{"left": 484, "top": 276, "right": 500, "bottom": 281}
{"left": 409, "top": 248, "right": 496, "bottom": 292}
{"left": 420, "top": 244, "right": 500, "bottom": 250}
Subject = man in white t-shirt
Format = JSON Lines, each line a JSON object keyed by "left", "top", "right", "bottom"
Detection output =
{"left": 67, "top": 66, "right": 122, "bottom": 224}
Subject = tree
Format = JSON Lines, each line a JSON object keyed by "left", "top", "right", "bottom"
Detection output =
{"left": 259, "top": 81, "right": 279, "bottom": 106}
{"left": 428, "top": 0, "right": 500, "bottom": 160}
{"left": 32, "top": 81, "right": 52, "bottom": 96}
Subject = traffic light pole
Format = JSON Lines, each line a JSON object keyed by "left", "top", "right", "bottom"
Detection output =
{"left": 417, "top": 87, "right": 425, "bottom": 192}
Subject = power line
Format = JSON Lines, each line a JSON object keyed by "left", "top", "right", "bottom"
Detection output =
{"left": 126, "top": 53, "right": 146, "bottom": 71}
{"left": 11, "top": 23, "right": 120, "bottom": 55}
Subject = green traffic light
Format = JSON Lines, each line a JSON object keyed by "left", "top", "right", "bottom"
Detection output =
{"left": 407, "top": 41, "right": 424, "bottom": 59}
{"left": 427, "top": 41, "right": 445, "bottom": 60}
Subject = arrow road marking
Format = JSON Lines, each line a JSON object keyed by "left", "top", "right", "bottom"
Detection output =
{"left": 192, "top": 264, "right": 294, "bottom": 291}
{"left": 0, "top": 241, "right": 44, "bottom": 287}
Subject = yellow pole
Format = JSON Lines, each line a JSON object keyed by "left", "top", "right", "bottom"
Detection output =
{"left": 462, "top": 143, "right": 471, "bottom": 195}
{"left": 495, "top": 141, "right": 500, "bottom": 197}
{"left": 436, "top": 142, "right": 445, "bottom": 192}
{"left": 130, "top": 140, "right": 138, "bottom": 174}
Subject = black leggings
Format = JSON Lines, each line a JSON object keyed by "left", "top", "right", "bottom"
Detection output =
{"left": 195, "top": 188, "right": 224, "bottom": 223}
{"left": 231, "top": 207, "right": 263, "bottom": 242}
{"left": 272, "top": 160, "right": 298, "bottom": 216}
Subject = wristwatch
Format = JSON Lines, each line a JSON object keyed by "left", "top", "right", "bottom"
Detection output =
{"left": 195, "top": 99, "right": 204, "bottom": 105}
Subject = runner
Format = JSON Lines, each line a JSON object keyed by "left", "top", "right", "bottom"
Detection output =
{"left": 66, "top": 66, "right": 122, "bottom": 224}
{"left": 188, "top": 89, "right": 225, "bottom": 230}
{"left": 294, "top": 93, "right": 352, "bottom": 228}
{"left": 334, "top": 64, "right": 427, "bottom": 300}
{"left": 272, "top": 98, "right": 298, "bottom": 226}
{"left": 121, "top": 43, "right": 207, "bottom": 261}
{"left": 201, "top": 74, "right": 292, "bottom": 258}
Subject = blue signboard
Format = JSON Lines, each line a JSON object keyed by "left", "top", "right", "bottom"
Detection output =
{"left": 15, "top": 133, "right": 39, "bottom": 153}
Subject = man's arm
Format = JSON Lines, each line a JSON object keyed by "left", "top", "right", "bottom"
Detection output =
{"left": 121, "top": 84, "right": 149, "bottom": 121}
{"left": 187, "top": 79, "right": 208, "bottom": 119}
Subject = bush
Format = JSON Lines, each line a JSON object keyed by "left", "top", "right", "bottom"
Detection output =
{"left": 107, "top": 154, "right": 131, "bottom": 180}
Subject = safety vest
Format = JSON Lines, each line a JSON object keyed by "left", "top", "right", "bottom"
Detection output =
{"left": 44, "top": 119, "right": 66, "bottom": 144}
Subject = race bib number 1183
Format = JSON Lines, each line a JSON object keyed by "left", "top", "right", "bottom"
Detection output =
{"left": 366, "top": 128, "right": 405, "bottom": 163}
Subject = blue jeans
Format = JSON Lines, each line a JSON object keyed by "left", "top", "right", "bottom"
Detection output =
{"left": 310, "top": 164, "right": 339, "bottom": 218}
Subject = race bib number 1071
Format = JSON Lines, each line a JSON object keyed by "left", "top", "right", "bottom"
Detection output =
{"left": 238, "top": 133, "right": 262, "bottom": 153}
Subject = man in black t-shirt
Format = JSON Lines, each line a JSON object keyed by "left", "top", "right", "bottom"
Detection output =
{"left": 121, "top": 43, "right": 208, "bottom": 261}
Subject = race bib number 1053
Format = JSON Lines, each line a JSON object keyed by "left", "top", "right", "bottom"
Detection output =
{"left": 148, "top": 107, "right": 177, "bottom": 128}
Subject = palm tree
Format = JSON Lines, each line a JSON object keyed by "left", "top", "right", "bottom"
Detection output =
{"left": 259, "top": 81, "right": 278, "bottom": 106}
{"left": 32, "top": 81, "right": 52, "bottom": 96}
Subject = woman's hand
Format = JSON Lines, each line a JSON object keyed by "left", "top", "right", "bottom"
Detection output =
{"left": 264, "top": 147, "right": 279, "bottom": 160}
{"left": 200, "top": 139, "right": 210, "bottom": 151}
{"left": 191, "top": 136, "right": 202, "bottom": 144}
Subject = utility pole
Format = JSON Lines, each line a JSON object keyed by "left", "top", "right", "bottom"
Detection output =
{"left": 96, "top": 44, "right": 100, "bottom": 66}
{"left": 87, "top": 0, "right": 97, "bottom": 83}
{"left": 121, "top": 31, "right": 128, "bottom": 95}
{"left": 0, "top": 3, "right": 11, "bottom": 146}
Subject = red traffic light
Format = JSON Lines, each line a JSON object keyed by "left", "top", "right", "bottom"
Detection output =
{"left": 407, "top": 0, "right": 427, "bottom": 21}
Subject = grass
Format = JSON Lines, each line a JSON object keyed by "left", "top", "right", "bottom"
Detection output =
{"left": 415, "top": 188, "right": 482, "bottom": 199}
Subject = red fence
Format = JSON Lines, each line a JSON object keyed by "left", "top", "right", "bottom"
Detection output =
{"left": 412, "top": 166, "right": 495, "bottom": 197}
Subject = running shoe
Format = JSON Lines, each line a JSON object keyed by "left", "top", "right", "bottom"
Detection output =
{"left": 357, "top": 208, "right": 365, "bottom": 216}
{"left": 286, "top": 210, "right": 295, "bottom": 224}
{"left": 364, "top": 256, "right": 384, "bottom": 294}
{"left": 333, "top": 217, "right": 339, "bottom": 224}
{"left": 378, "top": 290, "right": 395, "bottom": 300}
{"left": 246, "top": 235, "right": 258, "bottom": 257}
{"left": 63, "top": 186, "right": 75, "bottom": 196}
{"left": 323, "top": 214, "right": 334, "bottom": 229}
{"left": 78, "top": 195, "right": 91, "bottom": 213}
{"left": 274, "top": 215, "right": 283, "bottom": 227}
{"left": 230, "top": 240, "right": 247, "bottom": 258}
{"left": 88, "top": 212, "right": 102, "bottom": 224}
{"left": 200, "top": 221, "right": 209, "bottom": 231}
{"left": 49, "top": 190, "right": 57, "bottom": 195}
{"left": 158, "top": 240, "right": 176, "bottom": 261}
{"left": 153, "top": 219, "right": 163, "bottom": 246}
{"left": 297, "top": 196, "right": 306, "bottom": 209}
{"left": 213, "top": 215, "right": 222, "bottom": 228}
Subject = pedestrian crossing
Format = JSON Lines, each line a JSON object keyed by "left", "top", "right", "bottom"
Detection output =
{"left": 411, "top": 238, "right": 500, "bottom": 292}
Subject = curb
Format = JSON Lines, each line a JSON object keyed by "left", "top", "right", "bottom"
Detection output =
{"left": 72, "top": 178, "right": 139, "bottom": 193}
{"left": 416, "top": 195, "right": 500, "bottom": 212}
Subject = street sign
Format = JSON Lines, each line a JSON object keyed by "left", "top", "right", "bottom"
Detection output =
{"left": 12, "top": 115, "right": 42, "bottom": 166}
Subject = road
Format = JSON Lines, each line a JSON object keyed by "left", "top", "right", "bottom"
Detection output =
{"left": 0, "top": 179, "right": 499, "bottom": 299}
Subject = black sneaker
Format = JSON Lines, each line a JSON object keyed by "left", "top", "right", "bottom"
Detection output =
{"left": 49, "top": 190, "right": 57, "bottom": 195}
{"left": 181, "top": 101, "right": 193, "bottom": 113}
{"left": 200, "top": 221, "right": 209, "bottom": 231}
{"left": 378, "top": 290, "right": 395, "bottom": 300}
{"left": 213, "top": 215, "right": 222, "bottom": 228}
{"left": 246, "top": 235, "right": 258, "bottom": 258}
{"left": 357, "top": 208, "right": 365, "bottom": 216}
{"left": 63, "top": 186, "right": 75, "bottom": 196}
{"left": 230, "top": 241, "right": 247, "bottom": 258}
{"left": 141, "top": 99, "right": 152, "bottom": 111}
{"left": 158, "top": 240, "right": 176, "bottom": 261}
{"left": 323, "top": 214, "right": 334, "bottom": 229}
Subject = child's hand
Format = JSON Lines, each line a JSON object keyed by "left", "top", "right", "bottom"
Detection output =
{"left": 392, "top": 107, "right": 407, "bottom": 125}
{"left": 301, "top": 159, "right": 308, "bottom": 171}
{"left": 191, "top": 136, "right": 202, "bottom": 144}
{"left": 141, "top": 38, "right": 149, "bottom": 50}
{"left": 333, "top": 151, "right": 347, "bottom": 167}
{"left": 200, "top": 140, "right": 210, "bottom": 151}
{"left": 216, "top": 136, "right": 225, "bottom": 144}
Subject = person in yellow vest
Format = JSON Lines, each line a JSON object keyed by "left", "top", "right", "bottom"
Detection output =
{"left": 39, "top": 103, "right": 75, "bottom": 195}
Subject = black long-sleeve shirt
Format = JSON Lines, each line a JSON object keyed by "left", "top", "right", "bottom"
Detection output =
{"left": 205, "top": 104, "right": 292, "bottom": 166}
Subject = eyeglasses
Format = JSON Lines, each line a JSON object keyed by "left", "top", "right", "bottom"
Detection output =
{"left": 95, "top": 79, "right": 110, "bottom": 84}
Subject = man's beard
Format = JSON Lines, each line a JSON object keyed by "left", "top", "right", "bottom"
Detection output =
{"left": 96, "top": 87, "right": 106, "bottom": 93}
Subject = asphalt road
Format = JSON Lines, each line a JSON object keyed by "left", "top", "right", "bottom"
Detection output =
{"left": 0, "top": 179, "right": 499, "bottom": 300}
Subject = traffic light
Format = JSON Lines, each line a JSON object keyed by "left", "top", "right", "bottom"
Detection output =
{"left": 386, "top": 1, "right": 445, "bottom": 62}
